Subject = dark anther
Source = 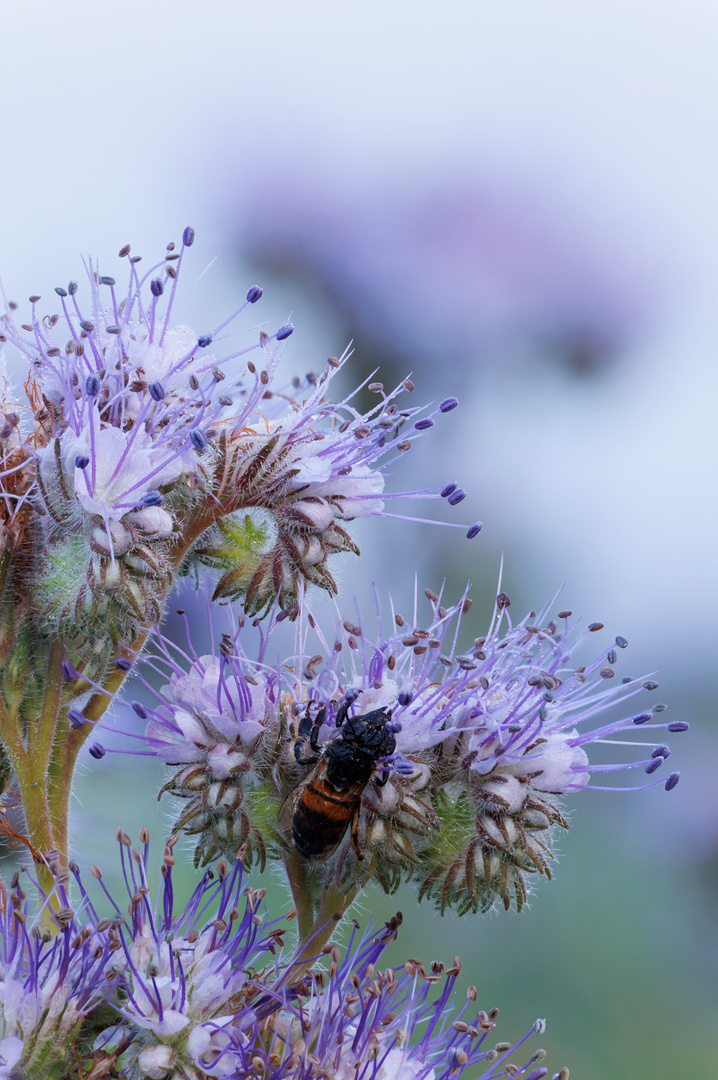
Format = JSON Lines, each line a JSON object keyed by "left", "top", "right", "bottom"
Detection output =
{"left": 276, "top": 323, "right": 294, "bottom": 341}
{"left": 150, "top": 278, "right": 164, "bottom": 297}
{"left": 246, "top": 285, "right": 263, "bottom": 303}
{"left": 67, "top": 708, "right": 86, "bottom": 728}
{"left": 148, "top": 381, "right": 166, "bottom": 402}
{"left": 182, "top": 226, "right": 195, "bottom": 247}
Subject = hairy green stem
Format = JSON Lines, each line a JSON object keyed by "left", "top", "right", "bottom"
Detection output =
{"left": 289, "top": 879, "right": 361, "bottom": 985}
{"left": 282, "top": 845, "right": 364, "bottom": 983}
{"left": 283, "top": 848, "right": 317, "bottom": 943}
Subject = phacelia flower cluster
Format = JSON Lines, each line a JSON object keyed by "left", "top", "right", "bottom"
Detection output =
{"left": 103, "top": 573, "right": 684, "bottom": 913}
{"left": 0, "top": 229, "right": 474, "bottom": 756}
{"left": 256, "top": 912, "right": 557, "bottom": 1080}
{"left": 72, "top": 831, "right": 280, "bottom": 1080}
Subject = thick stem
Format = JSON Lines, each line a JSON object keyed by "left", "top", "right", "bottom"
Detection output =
{"left": 1, "top": 693, "right": 60, "bottom": 928}
{"left": 28, "top": 639, "right": 63, "bottom": 766}
{"left": 283, "top": 848, "right": 316, "bottom": 943}
{"left": 45, "top": 628, "right": 151, "bottom": 870}
{"left": 288, "top": 879, "right": 361, "bottom": 984}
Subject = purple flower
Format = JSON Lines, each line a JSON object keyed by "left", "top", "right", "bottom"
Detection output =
{"left": 0, "top": 862, "right": 119, "bottom": 1078}
{"left": 198, "top": 361, "right": 475, "bottom": 614}
{"left": 261, "top": 914, "right": 550, "bottom": 1079}
{"left": 103, "top": 608, "right": 286, "bottom": 867}
{"left": 66, "top": 844, "right": 555, "bottom": 1079}
{"left": 71, "top": 830, "right": 278, "bottom": 1077}
{"left": 1, "top": 234, "right": 474, "bottom": 623}
{"left": 106, "top": 573, "right": 683, "bottom": 912}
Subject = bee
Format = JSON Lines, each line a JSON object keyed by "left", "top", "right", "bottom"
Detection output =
{"left": 290, "top": 697, "right": 396, "bottom": 861}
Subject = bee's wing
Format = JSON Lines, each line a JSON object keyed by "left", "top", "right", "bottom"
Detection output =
{"left": 277, "top": 759, "right": 327, "bottom": 832}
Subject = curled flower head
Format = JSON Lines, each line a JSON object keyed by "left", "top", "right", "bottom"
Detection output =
{"left": 0, "top": 231, "right": 475, "bottom": 653}
{"left": 105, "top": 570, "right": 684, "bottom": 914}
{"left": 194, "top": 375, "right": 476, "bottom": 616}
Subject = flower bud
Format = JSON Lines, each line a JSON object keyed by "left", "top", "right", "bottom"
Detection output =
{"left": 137, "top": 1043, "right": 176, "bottom": 1078}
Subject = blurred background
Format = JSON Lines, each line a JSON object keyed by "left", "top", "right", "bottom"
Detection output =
{"left": 1, "top": 1, "right": 717, "bottom": 1075}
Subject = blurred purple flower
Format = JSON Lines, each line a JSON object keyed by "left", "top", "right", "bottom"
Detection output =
{"left": 236, "top": 176, "right": 653, "bottom": 375}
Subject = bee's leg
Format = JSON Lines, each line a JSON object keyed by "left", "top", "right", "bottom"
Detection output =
{"left": 309, "top": 705, "right": 326, "bottom": 755}
{"left": 350, "top": 810, "right": 365, "bottom": 861}
{"left": 335, "top": 698, "right": 350, "bottom": 728}
{"left": 294, "top": 704, "right": 323, "bottom": 765}
{"left": 374, "top": 769, "right": 391, "bottom": 789}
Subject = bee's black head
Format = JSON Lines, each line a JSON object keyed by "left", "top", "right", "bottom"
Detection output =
{"left": 325, "top": 706, "right": 396, "bottom": 787}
